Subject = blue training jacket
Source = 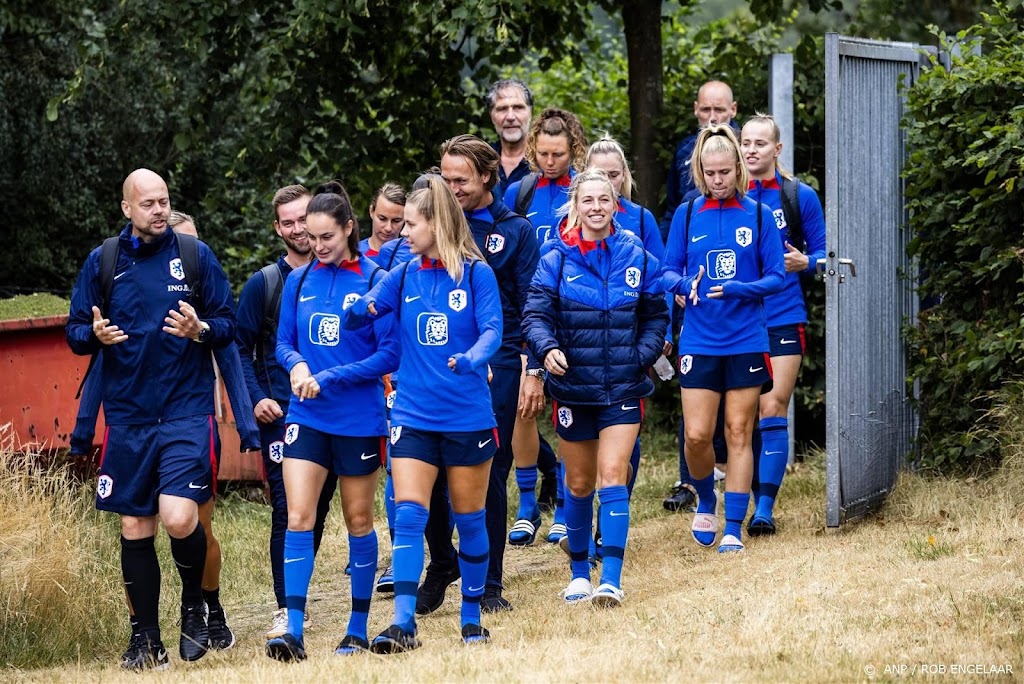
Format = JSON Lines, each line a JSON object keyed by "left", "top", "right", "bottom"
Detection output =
{"left": 236, "top": 256, "right": 294, "bottom": 411}
{"left": 375, "top": 237, "right": 415, "bottom": 272}
{"left": 466, "top": 195, "right": 539, "bottom": 368}
{"left": 746, "top": 172, "right": 827, "bottom": 328}
{"left": 523, "top": 228, "right": 669, "bottom": 406}
{"left": 343, "top": 256, "right": 503, "bottom": 432}
{"left": 66, "top": 226, "right": 236, "bottom": 425}
{"left": 616, "top": 198, "right": 665, "bottom": 263}
{"left": 662, "top": 194, "right": 785, "bottom": 356}
{"left": 276, "top": 256, "right": 398, "bottom": 437}
{"left": 503, "top": 171, "right": 575, "bottom": 246}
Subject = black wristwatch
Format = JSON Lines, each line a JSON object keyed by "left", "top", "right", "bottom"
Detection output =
{"left": 194, "top": 321, "right": 211, "bottom": 343}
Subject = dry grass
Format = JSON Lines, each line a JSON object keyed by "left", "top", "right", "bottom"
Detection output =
{"left": 3, "top": 415, "right": 1024, "bottom": 682}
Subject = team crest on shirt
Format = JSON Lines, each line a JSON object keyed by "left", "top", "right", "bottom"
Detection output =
{"left": 390, "top": 425, "right": 402, "bottom": 444}
{"left": 536, "top": 225, "right": 553, "bottom": 244}
{"left": 169, "top": 258, "right": 185, "bottom": 281}
{"left": 625, "top": 267, "right": 642, "bottom": 289}
{"left": 417, "top": 313, "right": 448, "bottom": 346}
{"left": 735, "top": 227, "right": 753, "bottom": 248}
{"left": 386, "top": 390, "right": 397, "bottom": 409}
{"left": 773, "top": 208, "right": 787, "bottom": 230}
{"left": 448, "top": 289, "right": 467, "bottom": 312}
{"left": 707, "top": 249, "right": 737, "bottom": 280}
{"left": 342, "top": 293, "right": 360, "bottom": 310}
{"left": 284, "top": 424, "right": 300, "bottom": 445}
{"left": 268, "top": 441, "right": 285, "bottom": 464}
{"left": 557, "top": 406, "right": 574, "bottom": 428}
{"left": 485, "top": 234, "right": 505, "bottom": 254}
{"left": 97, "top": 474, "right": 114, "bottom": 499}
{"left": 310, "top": 313, "right": 341, "bottom": 346}
{"left": 679, "top": 355, "right": 693, "bottom": 375}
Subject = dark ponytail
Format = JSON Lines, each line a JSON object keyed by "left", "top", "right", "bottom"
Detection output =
{"left": 308, "top": 180, "right": 359, "bottom": 255}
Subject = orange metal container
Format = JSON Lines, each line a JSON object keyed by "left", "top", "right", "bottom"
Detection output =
{"left": 0, "top": 314, "right": 263, "bottom": 482}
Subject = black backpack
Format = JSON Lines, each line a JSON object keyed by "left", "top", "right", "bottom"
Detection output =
{"left": 778, "top": 175, "right": 805, "bottom": 252}
{"left": 513, "top": 172, "right": 541, "bottom": 216}
{"left": 76, "top": 232, "right": 203, "bottom": 398}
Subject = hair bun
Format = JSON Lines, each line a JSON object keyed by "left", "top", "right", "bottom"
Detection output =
{"left": 315, "top": 179, "right": 347, "bottom": 196}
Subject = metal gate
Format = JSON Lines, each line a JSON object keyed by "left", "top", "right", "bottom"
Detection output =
{"left": 823, "top": 34, "right": 923, "bottom": 527}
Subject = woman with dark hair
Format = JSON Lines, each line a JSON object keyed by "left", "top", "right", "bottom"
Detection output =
{"left": 361, "top": 182, "right": 407, "bottom": 262}
{"left": 662, "top": 126, "right": 785, "bottom": 554}
{"left": 265, "top": 180, "right": 399, "bottom": 662}
{"left": 345, "top": 177, "right": 503, "bottom": 652}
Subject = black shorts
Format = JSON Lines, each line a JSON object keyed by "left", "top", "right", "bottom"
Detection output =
{"left": 551, "top": 400, "right": 644, "bottom": 442}
{"left": 678, "top": 352, "right": 773, "bottom": 393}
{"left": 768, "top": 323, "right": 807, "bottom": 357}
{"left": 283, "top": 423, "right": 384, "bottom": 477}
{"left": 389, "top": 425, "right": 498, "bottom": 467}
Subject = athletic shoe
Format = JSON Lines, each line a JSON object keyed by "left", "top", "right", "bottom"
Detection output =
{"left": 376, "top": 564, "right": 395, "bottom": 594}
{"left": 206, "top": 604, "right": 235, "bottom": 651}
{"left": 663, "top": 483, "right": 697, "bottom": 512}
{"left": 335, "top": 634, "right": 369, "bottom": 656}
{"left": 462, "top": 623, "right": 491, "bottom": 644}
{"left": 179, "top": 603, "right": 210, "bottom": 662}
{"left": 538, "top": 474, "right": 557, "bottom": 512}
{"left": 590, "top": 583, "right": 625, "bottom": 608}
{"left": 481, "top": 587, "right": 513, "bottom": 613}
{"left": 559, "top": 577, "right": 593, "bottom": 604}
{"left": 370, "top": 624, "right": 421, "bottom": 654}
{"left": 345, "top": 561, "right": 352, "bottom": 576}
{"left": 546, "top": 522, "right": 567, "bottom": 544}
{"left": 266, "top": 608, "right": 288, "bottom": 639}
{"left": 508, "top": 509, "right": 542, "bottom": 546}
{"left": 265, "top": 633, "right": 306, "bottom": 662}
{"left": 718, "top": 534, "right": 745, "bottom": 553}
{"left": 121, "top": 633, "right": 169, "bottom": 671}
{"left": 747, "top": 516, "right": 777, "bottom": 537}
{"left": 415, "top": 563, "right": 460, "bottom": 615}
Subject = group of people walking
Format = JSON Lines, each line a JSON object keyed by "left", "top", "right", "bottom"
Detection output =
{"left": 65, "top": 77, "right": 824, "bottom": 670}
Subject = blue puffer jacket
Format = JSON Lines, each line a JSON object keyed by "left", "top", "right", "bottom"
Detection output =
{"left": 523, "top": 228, "right": 669, "bottom": 406}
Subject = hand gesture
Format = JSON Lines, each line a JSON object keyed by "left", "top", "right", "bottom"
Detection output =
{"left": 783, "top": 241, "right": 809, "bottom": 273}
{"left": 290, "top": 362, "right": 312, "bottom": 399}
{"left": 544, "top": 349, "right": 569, "bottom": 376}
{"left": 688, "top": 266, "right": 705, "bottom": 306}
{"left": 448, "top": 353, "right": 473, "bottom": 375}
{"left": 253, "top": 398, "right": 284, "bottom": 424}
{"left": 163, "top": 300, "right": 202, "bottom": 339}
{"left": 91, "top": 306, "right": 128, "bottom": 345}
{"left": 294, "top": 376, "right": 321, "bottom": 401}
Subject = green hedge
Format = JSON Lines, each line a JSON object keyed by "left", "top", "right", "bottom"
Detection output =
{"left": 904, "top": 3, "right": 1024, "bottom": 470}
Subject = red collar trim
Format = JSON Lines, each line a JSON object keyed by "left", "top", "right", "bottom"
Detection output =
{"left": 698, "top": 196, "right": 744, "bottom": 212}
{"left": 419, "top": 256, "right": 446, "bottom": 269}
{"left": 564, "top": 226, "right": 613, "bottom": 254}
{"left": 365, "top": 248, "right": 379, "bottom": 257}
{"left": 537, "top": 174, "right": 572, "bottom": 189}
{"left": 313, "top": 257, "right": 362, "bottom": 274}
{"left": 749, "top": 177, "right": 781, "bottom": 191}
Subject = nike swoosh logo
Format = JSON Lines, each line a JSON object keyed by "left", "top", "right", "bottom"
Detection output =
{"left": 404, "top": 295, "right": 420, "bottom": 303}
{"left": 284, "top": 557, "right": 306, "bottom": 564}
{"left": 765, "top": 450, "right": 784, "bottom": 455}
{"left": 566, "top": 274, "right": 584, "bottom": 282}
{"left": 691, "top": 235, "right": 708, "bottom": 243}
{"left": 392, "top": 545, "right": 412, "bottom": 551}
{"left": 780, "top": 339, "right": 797, "bottom": 344}
{"left": 621, "top": 404, "right": 638, "bottom": 411}
{"left": 749, "top": 366, "right": 764, "bottom": 373}
{"left": 114, "top": 271, "right": 127, "bottom": 280}
{"left": 299, "top": 295, "right": 316, "bottom": 302}
{"left": 566, "top": 525, "right": 584, "bottom": 531}
{"left": 187, "top": 483, "right": 208, "bottom": 489}
{"left": 360, "top": 453, "right": 378, "bottom": 461}
{"left": 354, "top": 561, "right": 374, "bottom": 568}
{"left": 478, "top": 439, "right": 492, "bottom": 448}
{"left": 467, "top": 585, "right": 484, "bottom": 592}
{"left": 527, "top": 212, "right": 538, "bottom": 218}
{"left": 609, "top": 511, "right": 628, "bottom": 517}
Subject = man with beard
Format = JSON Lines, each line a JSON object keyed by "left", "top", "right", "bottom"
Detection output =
{"left": 235, "top": 185, "right": 337, "bottom": 640}
{"left": 487, "top": 78, "right": 533, "bottom": 195}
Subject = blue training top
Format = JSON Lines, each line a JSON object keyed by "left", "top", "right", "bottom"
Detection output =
{"left": 746, "top": 172, "right": 826, "bottom": 328}
{"left": 343, "top": 256, "right": 503, "bottom": 432}
{"left": 276, "top": 256, "right": 398, "bottom": 437}
{"left": 375, "top": 237, "right": 415, "bottom": 272}
{"left": 503, "top": 171, "right": 575, "bottom": 246}
{"left": 615, "top": 198, "right": 665, "bottom": 263}
{"left": 662, "top": 194, "right": 785, "bottom": 356}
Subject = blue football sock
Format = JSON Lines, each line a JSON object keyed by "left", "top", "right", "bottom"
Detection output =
{"left": 452, "top": 509, "right": 488, "bottom": 629}
{"left": 514, "top": 466, "right": 539, "bottom": 520}
{"left": 627, "top": 439, "right": 641, "bottom": 497}
{"left": 723, "top": 491, "right": 749, "bottom": 541}
{"left": 677, "top": 419, "right": 693, "bottom": 486}
{"left": 384, "top": 470, "right": 396, "bottom": 543}
{"left": 283, "top": 529, "right": 315, "bottom": 639}
{"left": 692, "top": 472, "right": 717, "bottom": 545}
{"left": 346, "top": 531, "right": 377, "bottom": 640}
{"left": 597, "top": 485, "right": 629, "bottom": 588}
{"left": 750, "top": 424, "right": 763, "bottom": 504}
{"left": 553, "top": 461, "right": 566, "bottom": 526}
{"left": 755, "top": 417, "right": 789, "bottom": 520}
{"left": 392, "top": 501, "right": 428, "bottom": 633}
{"left": 565, "top": 490, "right": 594, "bottom": 580}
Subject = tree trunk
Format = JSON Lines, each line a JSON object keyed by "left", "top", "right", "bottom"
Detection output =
{"left": 621, "top": 0, "right": 664, "bottom": 212}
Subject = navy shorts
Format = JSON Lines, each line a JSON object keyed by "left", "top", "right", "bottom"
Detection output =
{"left": 389, "top": 425, "right": 498, "bottom": 467}
{"left": 283, "top": 423, "right": 384, "bottom": 477}
{"left": 551, "top": 400, "right": 645, "bottom": 442}
{"left": 678, "top": 352, "right": 774, "bottom": 393}
{"left": 768, "top": 323, "right": 807, "bottom": 357}
{"left": 96, "top": 415, "right": 216, "bottom": 516}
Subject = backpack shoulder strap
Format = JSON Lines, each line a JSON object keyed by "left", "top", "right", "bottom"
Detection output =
{"left": 396, "top": 260, "right": 412, "bottom": 320}
{"left": 174, "top": 233, "right": 203, "bottom": 311}
{"left": 368, "top": 265, "right": 384, "bottom": 289}
{"left": 780, "top": 175, "right": 805, "bottom": 251}
{"left": 98, "top": 236, "right": 120, "bottom": 314}
{"left": 260, "top": 263, "right": 283, "bottom": 325}
{"left": 386, "top": 239, "right": 407, "bottom": 271}
{"left": 639, "top": 205, "right": 646, "bottom": 242}
{"left": 514, "top": 172, "right": 540, "bottom": 215}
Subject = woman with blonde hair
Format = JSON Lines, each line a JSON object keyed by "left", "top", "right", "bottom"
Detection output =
{"left": 344, "top": 177, "right": 504, "bottom": 651}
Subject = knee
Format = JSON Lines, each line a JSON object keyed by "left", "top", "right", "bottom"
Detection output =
{"left": 121, "top": 516, "right": 156, "bottom": 539}
{"left": 162, "top": 509, "right": 198, "bottom": 539}
{"left": 761, "top": 396, "right": 788, "bottom": 418}
{"left": 684, "top": 429, "right": 713, "bottom": 451}
{"left": 724, "top": 423, "right": 751, "bottom": 447}
{"left": 345, "top": 509, "right": 374, "bottom": 536}
{"left": 564, "top": 471, "right": 594, "bottom": 498}
{"left": 287, "top": 509, "right": 315, "bottom": 531}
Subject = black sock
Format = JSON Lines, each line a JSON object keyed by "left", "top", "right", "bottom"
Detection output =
{"left": 169, "top": 523, "right": 207, "bottom": 608}
{"left": 202, "top": 587, "right": 221, "bottom": 611}
{"left": 121, "top": 536, "right": 161, "bottom": 640}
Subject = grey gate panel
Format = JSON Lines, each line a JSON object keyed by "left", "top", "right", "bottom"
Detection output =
{"left": 823, "top": 34, "right": 921, "bottom": 527}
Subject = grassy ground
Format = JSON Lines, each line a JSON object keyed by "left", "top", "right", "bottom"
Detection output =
{"left": 0, "top": 293, "right": 70, "bottom": 320}
{"left": 2, "top": 418, "right": 1022, "bottom": 682}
